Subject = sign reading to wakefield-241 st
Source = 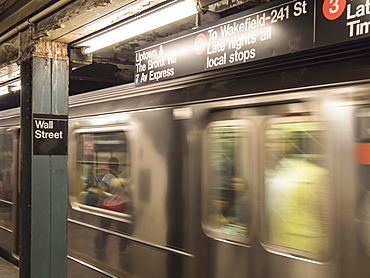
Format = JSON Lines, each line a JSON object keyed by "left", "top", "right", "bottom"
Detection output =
{"left": 33, "top": 114, "right": 68, "bottom": 155}
{"left": 135, "top": 0, "right": 370, "bottom": 86}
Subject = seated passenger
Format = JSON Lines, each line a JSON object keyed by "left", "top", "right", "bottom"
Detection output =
{"left": 100, "top": 157, "right": 131, "bottom": 213}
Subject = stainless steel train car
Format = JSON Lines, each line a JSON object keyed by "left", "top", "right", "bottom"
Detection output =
{"left": 1, "top": 40, "right": 370, "bottom": 277}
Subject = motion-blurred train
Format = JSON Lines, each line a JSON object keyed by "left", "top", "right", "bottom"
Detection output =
{"left": 1, "top": 24, "right": 370, "bottom": 278}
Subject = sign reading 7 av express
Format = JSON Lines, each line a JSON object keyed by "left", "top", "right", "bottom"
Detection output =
{"left": 135, "top": 0, "right": 370, "bottom": 86}
{"left": 135, "top": 0, "right": 313, "bottom": 85}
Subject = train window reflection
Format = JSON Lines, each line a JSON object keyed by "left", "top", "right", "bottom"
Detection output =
{"left": 0, "top": 130, "right": 13, "bottom": 230}
{"left": 204, "top": 123, "right": 251, "bottom": 241}
{"left": 76, "top": 131, "right": 131, "bottom": 214}
{"left": 355, "top": 106, "right": 370, "bottom": 256}
{"left": 264, "top": 121, "right": 329, "bottom": 254}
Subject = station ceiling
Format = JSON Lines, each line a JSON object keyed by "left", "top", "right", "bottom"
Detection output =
{"left": 0, "top": 0, "right": 270, "bottom": 108}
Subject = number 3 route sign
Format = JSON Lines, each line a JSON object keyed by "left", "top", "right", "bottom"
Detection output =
{"left": 322, "top": 0, "right": 346, "bottom": 20}
{"left": 316, "top": 0, "right": 370, "bottom": 46}
{"left": 135, "top": 0, "right": 370, "bottom": 86}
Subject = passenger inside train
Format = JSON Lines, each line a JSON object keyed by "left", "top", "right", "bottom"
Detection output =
{"left": 77, "top": 130, "right": 131, "bottom": 214}
{"left": 206, "top": 124, "right": 250, "bottom": 239}
{"left": 264, "top": 122, "right": 329, "bottom": 254}
{"left": 100, "top": 157, "right": 131, "bottom": 213}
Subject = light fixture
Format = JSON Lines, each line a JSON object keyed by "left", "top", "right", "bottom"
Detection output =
{"left": 0, "top": 65, "right": 21, "bottom": 96}
{"left": 0, "top": 68, "right": 20, "bottom": 83}
{"left": 0, "top": 80, "right": 21, "bottom": 96}
{"left": 75, "top": 0, "right": 199, "bottom": 54}
{"left": 84, "top": 0, "right": 169, "bottom": 33}
{"left": 0, "top": 86, "right": 8, "bottom": 96}
{"left": 8, "top": 80, "right": 21, "bottom": 92}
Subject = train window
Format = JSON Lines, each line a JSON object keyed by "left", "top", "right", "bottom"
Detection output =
{"left": 203, "top": 121, "right": 252, "bottom": 242}
{"left": 264, "top": 120, "right": 329, "bottom": 255}
{"left": 0, "top": 130, "right": 14, "bottom": 230}
{"left": 355, "top": 107, "right": 370, "bottom": 256}
{"left": 76, "top": 130, "right": 131, "bottom": 214}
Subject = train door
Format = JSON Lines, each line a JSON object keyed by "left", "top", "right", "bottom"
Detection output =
{"left": 67, "top": 123, "right": 134, "bottom": 277}
{"left": 201, "top": 97, "right": 337, "bottom": 278}
{"left": 258, "top": 113, "right": 335, "bottom": 278}
{"left": 0, "top": 127, "right": 19, "bottom": 260}
{"left": 353, "top": 104, "right": 370, "bottom": 277}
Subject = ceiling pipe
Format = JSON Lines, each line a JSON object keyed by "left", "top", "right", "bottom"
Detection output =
{"left": 0, "top": 0, "right": 73, "bottom": 45}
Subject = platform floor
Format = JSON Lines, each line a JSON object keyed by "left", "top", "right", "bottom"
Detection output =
{"left": 0, "top": 256, "right": 18, "bottom": 278}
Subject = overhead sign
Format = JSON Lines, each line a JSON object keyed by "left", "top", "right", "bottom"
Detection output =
{"left": 316, "top": 0, "right": 370, "bottom": 46}
{"left": 135, "top": 0, "right": 370, "bottom": 86}
{"left": 33, "top": 114, "right": 68, "bottom": 155}
{"left": 201, "top": 0, "right": 269, "bottom": 13}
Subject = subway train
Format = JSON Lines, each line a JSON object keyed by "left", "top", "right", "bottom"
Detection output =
{"left": 1, "top": 38, "right": 370, "bottom": 277}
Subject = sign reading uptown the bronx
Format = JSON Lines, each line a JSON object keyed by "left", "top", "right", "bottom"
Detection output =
{"left": 135, "top": 0, "right": 370, "bottom": 86}
{"left": 33, "top": 114, "right": 68, "bottom": 155}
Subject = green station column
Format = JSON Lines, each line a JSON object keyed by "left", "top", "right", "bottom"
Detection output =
{"left": 20, "top": 40, "right": 68, "bottom": 278}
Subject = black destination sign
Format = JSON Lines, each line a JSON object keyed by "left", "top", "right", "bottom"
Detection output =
{"left": 316, "top": 0, "right": 370, "bottom": 46}
{"left": 33, "top": 114, "right": 68, "bottom": 155}
{"left": 135, "top": 0, "right": 313, "bottom": 85}
{"left": 135, "top": 0, "right": 370, "bottom": 86}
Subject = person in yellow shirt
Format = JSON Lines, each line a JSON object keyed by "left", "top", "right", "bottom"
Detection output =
{"left": 266, "top": 128, "right": 329, "bottom": 254}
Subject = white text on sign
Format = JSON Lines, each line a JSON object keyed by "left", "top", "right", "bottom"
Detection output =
{"left": 34, "top": 120, "right": 64, "bottom": 139}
